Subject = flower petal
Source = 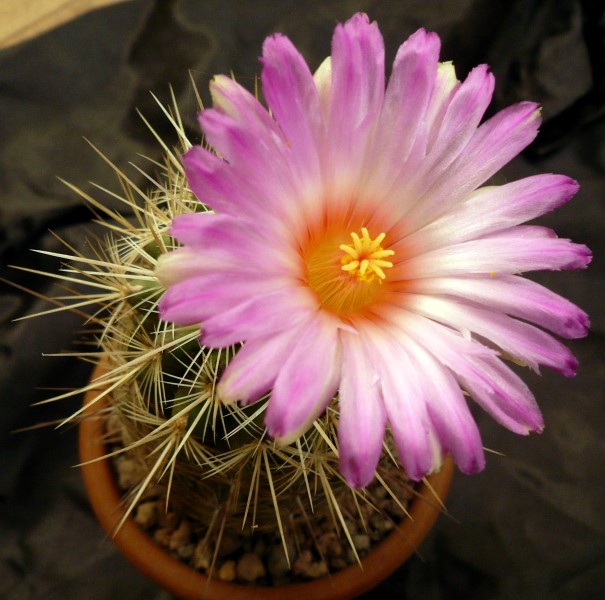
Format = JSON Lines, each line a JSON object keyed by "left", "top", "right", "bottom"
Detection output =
{"left": 209, "top": 74, "right": 280, "bottom": 137}
{"left": 200, "top": 108, "right": 290, "bottom": 185}
{"left": 169, "top": 212, "right": 298, "bottom": 273}
{"left": 406, "top": 174, "right": 580, "bottom": 252}
{"left": 265, "top": 312, "right": 341, "bottom": 443}
{"left": 399, "top": 101, "right": 542, "bottom": 232}
{"left": 380, "top": 63, "right": 495, "bottom": 229}
{"left": 360, "top": 28, "right": 440, "bottom": 198}
{"left": 409, "top": 274, "right": 589, "bottom": 339}
{"left": 155, "top": 247, "right": 209, "bottom": 287}
{"left": 391, "top": 312, "right": 543, "bottom": 434}
{"left": 182, "top": 146, "right": 297, "bottom": 232}
{"left": 261, "top": 33, "right": 323, "bottom": 189}
{"left": 457, "top": 353, "right": 544, "bottom": 433}
{"left": 408, "top": 341, "right": 485, "bottom": 475}
{"left": 423, "top": 61, "right": 461, "bottom": 155}
{"left": 337, "top": 332, "right": 387, "bottom": 487}
{"left": 411, "top": 64, "right": 495, "bottom": 190}
{"left": 363, "top": 326, "right": 438, "bottom": 480}
{"left": 403, "top": 293, "right": 579, "bottom": 375}
{"left": 202, "top": 287, "right": 316, "bottom": 348}
{"left": 325, "top": 13, "right": 385, "bottom": 194}
{"left": 197, "top": 110, "right": 308, "bottom": 231}
{"left": 399, "top": 228, "right": 591, "bottom": 278}
{"left": 218, "top": 326, "right": 305, "bottom": 405}
{"left": 159, "top": 272, "right": 293, "bottom": 326}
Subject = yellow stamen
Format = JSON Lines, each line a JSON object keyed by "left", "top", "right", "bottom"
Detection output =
{"left": 340, "top": 228, "right": 394, "bottom": 284}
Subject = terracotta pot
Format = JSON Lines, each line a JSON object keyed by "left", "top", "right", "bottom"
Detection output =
{"left": 79, "top": 362, "right": 454, "bottom": 600}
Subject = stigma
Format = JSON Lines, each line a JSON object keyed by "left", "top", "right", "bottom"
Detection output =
{"left": 340, "top": 228, "right": 394, "bottom": 284}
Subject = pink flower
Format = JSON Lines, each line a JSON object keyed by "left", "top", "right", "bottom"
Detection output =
{"left": 157, "top": 14, "right": 590, "bottom": 487}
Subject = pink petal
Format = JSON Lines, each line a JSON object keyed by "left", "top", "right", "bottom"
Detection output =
{"left": 202, "top": 287, "right": 316, "bottom": 348}
{"left": 194, "top": 75, "right": 311, "bottom": 226}
{"left": 404, "top": 293, "right": 579, "bottom": 375}
{"left": 200, "top": 90, "right": 286, "bottom": 169}
{"left": 209, "top": 74, "right": 278, "bottom": 133}
{"left": 408, "top": 341, "right": 486, "bottom": 475}
{"left": 169, "top": 212, "right": 298, "bottom": 273}
{"left": 409, "top": 275, "right": 589, "bottom": 339}
{"left": 407, "top": 174, "right": 580, "bottom": 252}
{"left": 337, "top": 332, "right": 387, "bottom": 487}
{"left": 261, "top": 34, "right": 323, "bottom": 189}
{"left": 410, "top": 64, "right": 495, "bottom": 192}
{"left": 400, "top": 228, "right": 591, "bottom": 278}
{"left": 218, "top": 327, "right": 306, "bottom": 405}
{"left": 200, "top": 108, "right": 290, "bottom": 185}
{"left": 383, "top": 64, "right": 496, "bottom": 229}
{"left": 360, "top": 29, "right": 440, "bottom": 198}
{"left": 159, "top": 272, "right": 293, "bottom": 326}
{"left": 422, "top": 61, "right": 461, "bottom": 155}
{"left": 325, "top": 13, "right": 385, "bottom": 193}
{"left": 197, "top": 110, "right": 307, "bottom": 230}
{"left": 399, "top": 101, "right": 542, "bottom": 232}
{"left": 183, "top": 147, "right": 296, "bottom": 232}
{"left": 169, "top": 212, "right": 264, "bottom": 254}
{"left": 456, "top": 354, "right": 544, "bottom": 433}
{"left": 392, "top": 312, "right": 543, "bottom": 434}
{"left": 265, "top": 312, "right": 341, "bottom": 443}
{"left": 155, "top": 247, "right": 210, "bottom": 287}
{"left": 363, "top": 326, "right": 438, "bottom": 481}
{"left": 455, "top": 101, "right": 542, "bottom": 189}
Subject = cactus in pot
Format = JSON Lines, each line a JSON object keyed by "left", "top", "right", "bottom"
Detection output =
{"left": 23, "top": 93, "right": 424, "bottom": 584}
{"left": 19, "top": 11, "right": 590, "bottom": 594}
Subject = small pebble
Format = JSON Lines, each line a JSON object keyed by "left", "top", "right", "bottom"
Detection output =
{"left": 105, "top": 412, "right": 123, "bottom": 439}
{"left": 169, "top": 519, "right": 192, "bottom": 551}
{"left": 304, "top": 560, "right": 328, "bottom": 579}
{"left": 343, "top": 518, "right": 357, "bottom": 535}
{"left": 236, "top": 552, "right": 266, "bottom": 582}
{"left": 115, "top": 457, "right": 141, "bottom": 489}
{"left": 253, "top": 538, "right": 267, "bottom": 556}
{"left": 154, "top": 528, "right": 171, "bottom": 548}
{"left": 293, "top": 550, "right": 328, "bottom": 579}
{"left": 157, "top": 510, "right": 179, "bottom": 529}
{"left": 177, "top": 543, "right": 195, "bottom": 561}
{"left": 373, "top": 487, "right": 387, "bottom": 500}
{"left": 318, "top": 532, "right": 342, "bottom": 558}
{"left": 141, "top": 484, "right": 163, "bottom": 501}
{"left": 352, "top": 534, "right": 371, "bottom": 552}
{"left": 193, "top": 541, "right": 212, "bottom": 570}
{"left": 292, "top": 549, "right": 313, "bottom": 576}
{"left": 218, "top": 560, "right": 236, "bottom": 582}
{"left": 134, "top": 501, "right": 157, "bottom": 528}
{"left": 370, "top": 513, "right": 394, "bottom": 533}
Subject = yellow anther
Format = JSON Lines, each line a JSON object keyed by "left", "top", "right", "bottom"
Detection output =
{"left": 340, "top": 228, "right": 394, "bottom": 284}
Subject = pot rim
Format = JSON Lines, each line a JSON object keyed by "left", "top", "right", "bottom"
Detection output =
{"left": 79, "top": 360, "right": 454, "bottom": 600}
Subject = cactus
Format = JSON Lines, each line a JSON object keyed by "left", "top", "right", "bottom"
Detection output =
{"left": 19, "top": 91, "right": 419, "bottom": 581}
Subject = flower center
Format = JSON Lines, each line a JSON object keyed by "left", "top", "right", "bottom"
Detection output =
{"left": 340, "top": 228, "right": 394, "bottom": 283}
{"left": 305, "top": 227, "right": 395, "bottom": 317}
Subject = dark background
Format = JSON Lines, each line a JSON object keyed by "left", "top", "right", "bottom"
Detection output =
{"left": 1, "top": 1, "right": 603, "bottom": 598}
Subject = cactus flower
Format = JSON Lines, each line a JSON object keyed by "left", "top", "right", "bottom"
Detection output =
{"left": 157, "top": 13, "right": 590, "bottom": 487}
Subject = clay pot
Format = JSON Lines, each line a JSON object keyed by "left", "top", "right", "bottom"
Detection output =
{"left": 79, "top": 362, "right": 454, "bottom": 600}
